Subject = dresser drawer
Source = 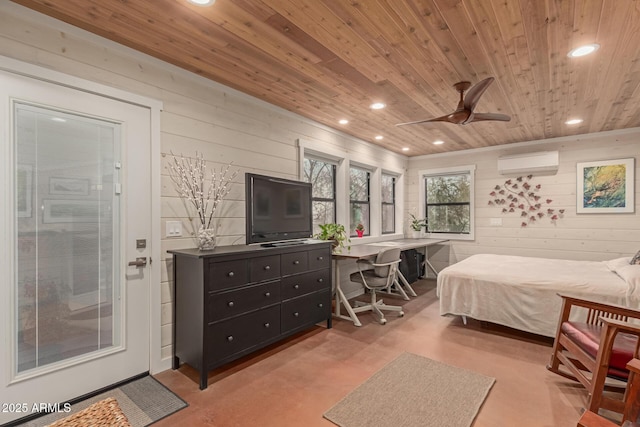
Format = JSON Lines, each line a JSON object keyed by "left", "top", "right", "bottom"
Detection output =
{"left": 250, "top": 254, "right": 281, "bottom": 283}
{"left": 207, "top": 305, "right": 281, "bottom": 362}
{"left": 308, "top": 247, "right": 331, "bottom": 271}
{"left": 281, "top": 289, "right": 331, "bottom": 334}
{"left": 281, "top": 251, "right": 309, "bottom": 276}
{"left": 208, "top": 281, "right": 281, "bottom": 323}
{"left": 207, "top": 259, "right": 248, "bottom": 291}
{"left": 280, "top": 269, "right": 331, "bottom": 300}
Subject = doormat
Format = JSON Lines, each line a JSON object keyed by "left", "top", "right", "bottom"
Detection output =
{"left": 323, "top": 352, "right": 495, "bottom": 427}
{"left": 15, "top": 375, "right": 187, "bottom": 427}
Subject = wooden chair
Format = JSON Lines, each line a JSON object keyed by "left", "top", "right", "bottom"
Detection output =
{"left": 577, "top": 358, "right": 640, "bottom": 427}
{"left": 547, "top": 294, "right": 640, "bottom": 420}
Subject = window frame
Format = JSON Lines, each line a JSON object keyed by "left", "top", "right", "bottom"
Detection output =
{"left": 419, "top": 165, "right": 475, "bottom": 241}
{"left": 381, "top": 173, "right": 396, "bottom": 235}
{"left": 349, "top": 165, "right": 371, "bottom": 237}
{"left": 298, "top": 139, "right": 405, "bottom": 243}
{"left": 303, "top": 156, "right": 337, "bottom": 231}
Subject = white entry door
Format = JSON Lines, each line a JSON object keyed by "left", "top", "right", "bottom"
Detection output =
{"left": 0, "top": 70, "right": 151, "bottom": 424}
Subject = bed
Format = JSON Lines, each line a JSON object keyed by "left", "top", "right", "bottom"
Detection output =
{"left": 436, "top": 254, "right": 640, "bottom": 337}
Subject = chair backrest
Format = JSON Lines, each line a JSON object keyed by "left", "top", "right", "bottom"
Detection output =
{"left": 374, "top": 247, "right": 402, "bottom": 278}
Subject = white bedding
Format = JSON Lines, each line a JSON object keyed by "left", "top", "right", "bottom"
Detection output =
{"left": 437, "top": 254, "right": 640, "bottom": 337}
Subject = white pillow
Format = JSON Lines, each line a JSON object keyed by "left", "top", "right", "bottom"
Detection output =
{"left": 605, "top": 257, "right": 632, "bottom": 272}
{"left": 614, "top": 264, "right": 640, "bottom": 300}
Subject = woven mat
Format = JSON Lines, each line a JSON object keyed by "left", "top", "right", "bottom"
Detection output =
{"left": 17, "top": 376, "right": 186, "bottom": 427}
{"left": 324, "top": 352, "right": 495, "bottom": 427}
{"left": 47, "top": 398, "right": 130, "bottom": 427}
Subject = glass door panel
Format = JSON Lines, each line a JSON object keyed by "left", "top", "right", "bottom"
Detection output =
{"left": 15, "top": 103, "right": 122, "bottom": 375}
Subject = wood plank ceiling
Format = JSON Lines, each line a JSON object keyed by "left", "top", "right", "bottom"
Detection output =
{"left": 11, "top": 0, "right": 640, "bottom": 156}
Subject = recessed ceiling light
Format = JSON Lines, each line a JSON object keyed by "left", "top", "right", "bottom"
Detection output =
{"left": 402, "top": 147, "right": 409, "bottom": 152}
{"left": 370, "top": 102, "right": 386, "bottom": 110}
{"left": 51, "top": 117, "right": 67, "bottom": 122}
{"left": 567, "top": 44, "right": 600, "bottom": 58}
{"left": 375, "top": 135, "right": 384, "bottom": 140}
{"left": 433, "top": 140, "right": 444, "bottom": 145}
{"left": 338, "top": 119, "right": 349, "bottom": 125}
{"left": 565, "top": 118, "right": 583, "bottom": 125}
{"left": 187, "top": 0, "right": 215, "bottom": 6}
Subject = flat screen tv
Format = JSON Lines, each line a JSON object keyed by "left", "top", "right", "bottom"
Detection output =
{"left": 245, "top": 173, "right": 313, "bottom": 245}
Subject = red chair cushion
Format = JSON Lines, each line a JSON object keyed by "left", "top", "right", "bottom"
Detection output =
{"left": 561, "top": 321, "right": 638, "bottom": 380}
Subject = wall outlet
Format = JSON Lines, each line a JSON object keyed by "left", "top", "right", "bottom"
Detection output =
{"left": 489, "top": 218, "right": 503, "bottom": 226}
{"left": 166, "top": 221, "right": 183, "bottom": 237}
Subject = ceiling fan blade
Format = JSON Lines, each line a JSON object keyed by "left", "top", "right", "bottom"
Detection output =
{"left": 468, "top": 112, "right": 511, "bottom": 122}
{"left": 463, "top": 77, "right": 495, "bottom": 112}
{"left": 395, "top": 115, "right": 454, "bottom": 127}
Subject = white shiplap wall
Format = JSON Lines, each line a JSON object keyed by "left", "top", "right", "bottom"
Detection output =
{"left": 0, "top": 3, "right": 407, "bottom": 365}
{"left": 407, "top": 130, "right": 640, "bottom": 274}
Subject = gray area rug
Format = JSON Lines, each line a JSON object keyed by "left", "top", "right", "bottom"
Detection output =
{"left": 17, "top": 375, "right": 187, "bottom": 427}
{"left": 324, "top": 352, "right": 495, "bottom": 427}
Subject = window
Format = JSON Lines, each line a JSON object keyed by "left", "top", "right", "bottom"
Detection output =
{"left": 421, "top": 165, "right": 475, "bottom": 240}
{"left": 303, "top": 157, "right": 336, "bottom": 234}
{"left": 349, "top": 166, "right": 370, "bottom": 236}
{"left": 381, "top": 174, "right": 395, "bottom": 234}
{"left": 299, "top": 138, "right": 405, "bottom": 240}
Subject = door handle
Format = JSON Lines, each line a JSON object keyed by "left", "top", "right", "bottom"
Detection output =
{"left": 128, "top": 257, "right": 148, "bottom": 267}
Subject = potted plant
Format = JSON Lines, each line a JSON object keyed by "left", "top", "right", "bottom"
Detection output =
{"left": 409, "top": 214, "right": 428, "bottom": 238}
{"left": 355, "top": 223, "right": 365, "bottom": 238}
{"left": 314, "top": 223, "right": 351, "bottom": 252}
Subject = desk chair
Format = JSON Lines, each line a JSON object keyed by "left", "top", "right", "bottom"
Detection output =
{"left": 349, "top": 247, "right": 404, "bottom": 325}
{"left": 548, "top": 295, "right": 640, "bottom": 420}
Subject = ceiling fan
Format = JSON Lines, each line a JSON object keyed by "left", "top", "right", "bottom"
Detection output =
{"left": 396, "top": 77, "right": 511, "bottom": 127}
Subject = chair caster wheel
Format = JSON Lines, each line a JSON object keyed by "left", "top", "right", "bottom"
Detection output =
{"left": 379, "top": 319, "right": 387, "bottom": 325}
{"left": 399, "top": 311, "right": 404, "bottom": 317}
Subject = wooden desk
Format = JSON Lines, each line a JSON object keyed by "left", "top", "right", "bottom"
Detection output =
{"left": 331, "top": 238, "right": 448, "bottom": 326}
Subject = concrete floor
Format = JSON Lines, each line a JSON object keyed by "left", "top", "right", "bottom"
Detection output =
{"left": 154, "top": 279, "right": 594, "bottom": 427}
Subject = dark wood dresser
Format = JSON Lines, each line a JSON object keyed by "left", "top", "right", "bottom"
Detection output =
{"left": 168, "top": 241, "right": 332, "bottom": 389}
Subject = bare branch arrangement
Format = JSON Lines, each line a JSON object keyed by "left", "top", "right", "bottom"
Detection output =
{"left": 168, "top": 152, "right": 238, "bottom": 230}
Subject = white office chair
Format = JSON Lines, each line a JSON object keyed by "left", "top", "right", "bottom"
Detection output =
{"left": 349, "top": 247, "right": 404, "bottom": 325}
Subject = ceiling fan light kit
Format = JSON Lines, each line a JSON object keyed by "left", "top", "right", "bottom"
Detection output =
{"left": 396, "top": 77, "right": 511, "bottom": 127}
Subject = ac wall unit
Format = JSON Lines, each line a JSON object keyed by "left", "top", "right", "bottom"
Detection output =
{"left": 497, "top": 151, "right": 559, "bottom": 175}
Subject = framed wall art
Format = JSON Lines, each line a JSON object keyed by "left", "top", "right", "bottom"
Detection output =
{"left": 576, "top": 158, "right": 635, "bottom": 213}
{"left": 49, "top": 176, "right": 90, "bottom": 196}
{"left": 43, "top": 199, "right": 101, "bottom": 223}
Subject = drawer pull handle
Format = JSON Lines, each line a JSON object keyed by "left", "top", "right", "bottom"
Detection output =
{"left": 293, "top": 260, "right": 300, "bottom": 265}
{"left": 294, "top": 312, "right": 299, "bottom": 317}
{"left": 228, "top": 271, "right": 234, "bottom": 277}
{"left": 264, "top": 323, "right": 270, "bottom": 328}
{"left": 264, "top": 265, "right": 271, "bottom": 271}
{"left": 318, "top": 256, "right": 323, "bottom": 260}
{"left": 318, "top": 278, "right": 323, "bottom": 283}
{"left": 294, "top": 284, "right": 300, "bottom": 290}
{"left": 318, "top": 303, "right": 323, "bottom": 308}
{"left": 227, "top": 336, "right": 234, "bottom": 342}
{"left": 228, "top": 301, "right": 234, "bottom": 307}
{"left": 265, "top": 292, "right": 271, "bottom": 297}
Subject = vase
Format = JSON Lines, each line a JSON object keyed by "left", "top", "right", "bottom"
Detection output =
{"left": 410, "top": 229, "right": 421, "bottom": 239}
{"left": 197, "top": 227, "right": 216, "bottom": 251}
{"left": 356, "top": 230, "right": 364, "bottom": 238}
